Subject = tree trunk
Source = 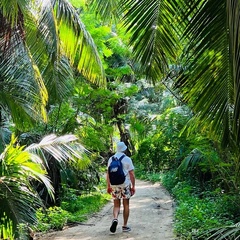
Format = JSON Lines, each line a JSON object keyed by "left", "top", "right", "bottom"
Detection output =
{"left": 113, "top": 98, "right": 135, "bottom": 156}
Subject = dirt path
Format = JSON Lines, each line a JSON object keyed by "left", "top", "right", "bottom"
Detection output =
{"left": 36, "top": 179, "right": 176, "bottom": 240}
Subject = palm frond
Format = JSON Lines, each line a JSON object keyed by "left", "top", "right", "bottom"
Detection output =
{"left": 44, "top": 56, "right": 75, "bottom": 103}
{"left": 54, "top": 0, "right": 106, "bottom": 86}
{"left": 26, "top": 0, "right": 106, "bottom": 105}
{"left": 24, "top": 0, "right": 75, "bottom": 104}
{"left": 0, "top": 0, "right": 27, "bottom": 27}
{"left": 26, "top": 134, "right": 91, "bottom": 168}
{"left": 88, "top": 0, "right": 121, "bottom": 23}
{"left": 201, "top": 222, "right": 240, "bottom": 239}
{"left": 121, "top": 0, "right": 180, "bottom": 82}
{"left": 0, "top": 133, "right": 89, "bottom": 231}
{"left": 175, "top": 0, "right": 240, "bottom": 149}
{"left": 176, "top": 148, "right": 204, "bottom": 177}
{"left": 0, "top": 2, "right": 49, "bottom": 128}
{"left": 0, "top": 43, "right": 48, "bottom": 129}
{"left": 0, "top": 179, "right": 43, "bottom": 225}
{"left": 0, "top": 137, "right": 53, "bottom": 229}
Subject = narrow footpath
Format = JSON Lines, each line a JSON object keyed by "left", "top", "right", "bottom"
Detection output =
{"left": 36, "top": 179, "right": 176, "bottom": 240}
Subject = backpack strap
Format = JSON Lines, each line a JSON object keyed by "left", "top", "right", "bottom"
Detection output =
{"left": 111, "top": 154, "right": 125, "bottom": 161}
{"left": 118, "top": 154, "right": 125, "bottom": 161}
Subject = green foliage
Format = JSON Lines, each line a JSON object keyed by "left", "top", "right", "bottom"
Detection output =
{"left": 162, "top": 170, "right": 240, "bottom": 239}
{"left": 60, "top": 163, "right": 100, "bottom": 195}
{"left": 0, "top": 136, "right": 52, "bottom": 234}
{"left": 160, "top": 170, "right": 178, "bottom": 192}
{"left": 72, "top": 81, "right": 117, "bottom": 153}
{"left": 134, "top": 109, "right": 191, "bottom": 171}
{"left": 175, "top": 136, "right": 240, "bottom": 193}
{"left": 78, "top": 3, "right": 133, "bottom": 81}
{"left": 81, "top": 4, "right": 135, "bottom": 82}
{"left": 0, "top": 213, "right": 14, "bottom": 240}
{"left": 176, "top": 147, "right": 221, "bottom": 189}
{"left": 134, "top": 165, "right": 162, "bottom": 183}
{"left": 0, "top": 133, "right": 94, "bottom": 237}
{"left": 36, "top": 207, "right": 70, "bottom": 231}
{"left": 62, "top": 193, "right": 109, "bottom": 223}
{"left": 136, "top": 167, "right": 240, "bottom": 240}
{"left": 47, "top": 103, "right": 77, "bottom": 134}
{"left": 172, "top": 181, "right": 236, "bottom": 239}
{"left": 5, "top": 1, "right": 240, "bottom": 239}
{"left": 201, "top": 222, "right": 240, "bottom": 240}
{"left": 35, "top": 186, "right": 110, "bottom": 232}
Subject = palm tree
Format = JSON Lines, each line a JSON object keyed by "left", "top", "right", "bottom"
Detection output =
{"left": 0, "top": 134, "right": 90, "bottom": 239}
{"left": 0, "top": 0, "right": 106, "bottom": 132}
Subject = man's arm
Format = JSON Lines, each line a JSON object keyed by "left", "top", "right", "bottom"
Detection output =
{"left": 129, "top": 170, "right": 136, "bottom": 196}
{"left": 106, "top": 171, "right": 112, "bottom": 194}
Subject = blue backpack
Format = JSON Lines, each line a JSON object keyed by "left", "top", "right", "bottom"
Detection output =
{"left": 108, "top": 155, "right": 126, "bottom": 185}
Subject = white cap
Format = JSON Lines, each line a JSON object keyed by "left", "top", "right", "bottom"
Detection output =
{"left": 116, "top": 142, "right": 127, "bottom": 152}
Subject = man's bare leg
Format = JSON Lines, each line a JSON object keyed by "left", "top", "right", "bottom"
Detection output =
{"left": 113, "top": 199, "right": 121, "bottom": 219}
{"left": 110, "top": 199, "right": 120, "bottom": 233}
{"left": 122, "top": 198, "right": 130, "bottom": 226}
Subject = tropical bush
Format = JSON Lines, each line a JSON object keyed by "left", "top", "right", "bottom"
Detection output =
{"left": 133, "top": 109, "right": 191, "bottom": 171}
{"left": 0, "top": 214, "right": 14, "bottom": 240}
{"left": 0, "top": 134, "right": 92, "bottom": 238}
{"left": 35, "top": 177, "right": 110, "bottom": 232}
{"left": 36, "top": 207, "right": 70, "bottom": 232}
{"left": 171, "top": 180, "right": 240, "bottom": 239}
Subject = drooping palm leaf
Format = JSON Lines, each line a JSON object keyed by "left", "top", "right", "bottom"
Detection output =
{"left": 0, "top": 133, "right": 90, "bottom": 235}
{"left": 27, "top": 0, "right": 106, "bottom": 103}
{"left": 201, "top": 222, "right": 240, "bottom": 239}
{"left": 1, "top": 0, "right": 106, "bottom": 125}
{"left": 176, "top": 148, "right": 204, "bottom": 175}
{"left": 54, "top": 0, "right": 106, "bottom": 86}
{"left": 27, "top": 0, "right": 75, "bottom": 103}
{"left": 121, "top": 0, "right": 180, "bottom": 82}
{"left": 0, "top": 2, "right": 49, "bottom": 127}
{"left": 0, "top": 43, "right": 48, "bottom": 129}
{"left": 26, "top": 134, "right": 91, "bottom": 168}
{"left": 88, "top": 0, "right": 121, "bottom": 23}
{"left": 26, "top": 134, "right": 91, "bottom": 206}
{"left": 0, "top": 137, "right": 53, "bottom": 231}
{"left": 175, "top": 0, "right": 240, "bottom": 149}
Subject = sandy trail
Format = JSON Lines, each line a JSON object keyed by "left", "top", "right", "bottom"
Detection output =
{"left": 36, "top": 179, "right": 175, "bottom": 240}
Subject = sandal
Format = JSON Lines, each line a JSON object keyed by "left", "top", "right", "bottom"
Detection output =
{"left": 122, "top": 226, "right": 131, "bottom": 232}
{"left": 110, "top": 219, "right": 118, "bottom": 233}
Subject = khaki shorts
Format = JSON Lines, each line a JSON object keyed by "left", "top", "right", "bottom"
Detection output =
{"left": 111, "top": 185, "right": 132, "bottom": 199}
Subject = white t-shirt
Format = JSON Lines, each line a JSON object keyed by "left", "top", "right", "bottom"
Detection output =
{"left": 107, "top": 152, "right": 134, "bottom": 187}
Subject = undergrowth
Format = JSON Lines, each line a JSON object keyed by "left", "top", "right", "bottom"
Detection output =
{"left": 135, "top": 168, "right": 240, "bottom": 239}
{"left": 34, "top": 176, "right": 111, "bottom": 233}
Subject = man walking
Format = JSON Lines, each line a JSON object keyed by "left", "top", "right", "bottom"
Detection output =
{"left": 106, "top": 141, "right": 135, "bottom": 233}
